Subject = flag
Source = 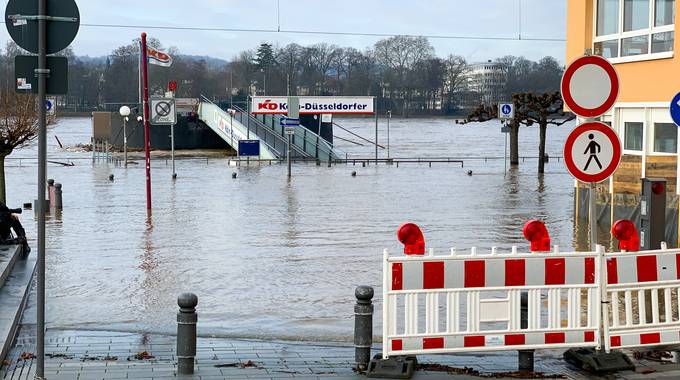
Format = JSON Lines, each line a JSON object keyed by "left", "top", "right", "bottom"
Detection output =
{"left": 147, "top": 47, "right": 172, "bottom": 67}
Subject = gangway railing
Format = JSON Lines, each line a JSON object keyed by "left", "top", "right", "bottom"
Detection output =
{"left": 230, "top": 105, "right": 311, "bottom": 159}
{"left": 233, "top": 105, "right": 341, "bottom": 161}
{"left": 198, "top": 96, "right": 280, "bottom": 159}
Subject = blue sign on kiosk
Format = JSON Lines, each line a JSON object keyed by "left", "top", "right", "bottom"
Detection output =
{"left": 671, "top": 92, "right": 680, "bottom": 127}
{"left": 238, "top": 140, "right": 260, "bottom": 157}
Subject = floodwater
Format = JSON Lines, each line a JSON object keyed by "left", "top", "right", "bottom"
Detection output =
{"left": 7, "top": 116, "right": 578, "bottom": 341}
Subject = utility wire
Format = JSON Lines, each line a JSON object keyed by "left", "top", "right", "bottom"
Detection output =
{"left": 0, "top": 21, "right": 565, "bottom": 42}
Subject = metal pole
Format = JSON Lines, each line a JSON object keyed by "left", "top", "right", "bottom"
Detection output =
{"left": 504, "top": 131, "right": 508, "bottom": 177}
{"left": 123, "top": 118, "right": 128, "bottom": 167}
{"left": 171, "top": 122, "right": 176, "bottom": 178}
{"left": 247, "top": 96, "right": 250, "bottom": 139}
{"left": 387, "top": 111, "right": 391, "bottom": 159}
{"left": 141, "top": 33, "right": 152, "bottom": 211}
{"left": 590, "top": 182, "right": 597, "bottom": 250}
{"left": 138, "top": 40, "right": 143, "bottom": 106}
{"left": 374, "top": 98, "right": 378, "bottom": 164}
{"left": 36, "top": 0, "right": 47, "bottom": 376}
{"left": 287, "top": 134, "right": 292, "bottom": 178}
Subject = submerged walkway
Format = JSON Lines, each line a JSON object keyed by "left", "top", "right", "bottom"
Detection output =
{"left": 4, "top": 328, "right": 680, "bottom": 379}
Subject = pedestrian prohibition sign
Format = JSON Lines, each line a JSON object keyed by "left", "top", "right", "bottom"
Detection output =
{"left": 563, "top": 121, "right": 622, "bottom": 183}
{"left": 561, "top": 55, "right": 619, "bottom": 118}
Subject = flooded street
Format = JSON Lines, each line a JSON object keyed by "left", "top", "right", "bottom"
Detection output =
{"left": 7, "top": 116, "right": 578, "bottom": 341}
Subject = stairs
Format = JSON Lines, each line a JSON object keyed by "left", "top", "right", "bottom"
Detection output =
{"left": 0, "top": 245, "right": 35, "bottom": 365}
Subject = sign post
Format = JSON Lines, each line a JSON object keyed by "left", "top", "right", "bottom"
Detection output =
{"left": 285, "top": 96, "right": 300, "bottom": 178}
{"left": 150, "top": 97, "right": 177, "bottom": 178}
{"left": 499, "top": 102, "right": 514, "bottom": 177}
{"left": 561, "top": 55, "right": 619, "bottom": 250}
{"left": 5, "top": 0, "right": 80, "bottom": 377}
{"left": 561, "top": 55, "right": 623, "bottom": 369}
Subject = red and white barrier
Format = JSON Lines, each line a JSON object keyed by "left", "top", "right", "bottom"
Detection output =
{"left": 382, "top": 221, "right": 680, "bottom": 359}
{"left": 604, "top": 243, "right": 680, "bottom": 350}
{"left": 382, "top": 245, "right": 602, "bottom": 357}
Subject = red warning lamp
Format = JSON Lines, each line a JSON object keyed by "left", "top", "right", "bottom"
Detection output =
{"left": 652, "top": 182, "right": 665, "bottom": 195}
{"left": 523, "top": 220, "right": 551, "bottom": 252}
{"left": 611, "top": 219, "right": 640, "bottom": 252}
{"left": 397, "top": 223, "right": 425, "bottom": 255}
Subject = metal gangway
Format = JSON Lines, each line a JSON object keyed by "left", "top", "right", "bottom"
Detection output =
{"left": 197, "top": 96, "right": 340, "bottom": 161}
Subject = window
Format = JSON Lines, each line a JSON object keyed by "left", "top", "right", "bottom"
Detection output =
{"left": 654, "top": 122, "right": 677, "bottom": 152}
{"left": 624, "top": 0, "right": 650, "bottom": 31}
{"left": 625, "top": 122, "right": 644, "bottom": 150}
{"left": 594, "top": 0, "right": 675, "bottom": 61}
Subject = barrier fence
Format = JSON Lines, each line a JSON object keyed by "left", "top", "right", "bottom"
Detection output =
{"left": 381, "top": 222, "right": 680, "bottom": 359}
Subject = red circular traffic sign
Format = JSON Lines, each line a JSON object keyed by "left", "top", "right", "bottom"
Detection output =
{"left": 168, "top": 80, "right": 177, "bottom": 92}
{"left": 563, "top": 122, "right": 621, "bottom": 183}
{"left": 561, "top": 55, "right": 619, "bottom": 118}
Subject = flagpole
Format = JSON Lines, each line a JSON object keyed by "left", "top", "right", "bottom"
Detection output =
{"left": 141, "top": 33, "right": 152, "bottom": 212}
{"left": 138, "top": 40, "right": 142, "bottom": 107}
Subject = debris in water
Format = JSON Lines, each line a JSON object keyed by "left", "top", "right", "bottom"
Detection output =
{"left": 418, "top": 363, "right": 566, "bottom": 379}
{"left": 127, "top": 351, "right": 155, "bottom": 361}
{"left": 19, "top": 352, "right": 34, "bottom": 361}
{"left": 46, "top": 353, "right": 74, "bottom": 359}
{"left": 214, "top": 360, "right": 260, "bottom": 368}
{"left": 633, "top": 350, "right": 673, "bottom": 362}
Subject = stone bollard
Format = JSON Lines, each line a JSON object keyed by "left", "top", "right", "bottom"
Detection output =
{"left": 47, "top": 179, "right": 55, "bottom": 207}
{"left": 354, "top": 286, "right": 374, "bottom": 371}
{"left": 177, "top": 293, "right": 198, "bottom": 375}
{"left": 54, "top": 183, "right": 63, "bottom": 210}
{"left": 518, "top": 291, "right": 534, "bottom": 372}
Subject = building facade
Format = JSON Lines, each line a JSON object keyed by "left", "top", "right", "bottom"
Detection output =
{"left": 466, "top": 61, "right": 507, "bottom": 106}
{"left": 568, "top": 0, "right": 677, "bottom": 195}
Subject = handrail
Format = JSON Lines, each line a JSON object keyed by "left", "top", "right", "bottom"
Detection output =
{"left": 231, "top": 105, "right": 312, "bottom": 158}
{"left": 333, "top": 122, "right": 385, "bottom": 149}
{"left": 199, "top": 95, "right": 285, "bottom": 158}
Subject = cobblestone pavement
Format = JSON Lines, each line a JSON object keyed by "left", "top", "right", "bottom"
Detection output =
{"left": 2, "top": 327, "right": 680, "bottom": 379}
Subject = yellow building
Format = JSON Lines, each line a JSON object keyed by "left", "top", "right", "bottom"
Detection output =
{"left": 567, "top": 0, "right": 677, "bottom": 195}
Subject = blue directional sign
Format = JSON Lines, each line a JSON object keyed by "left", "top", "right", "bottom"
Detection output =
{"left": 280, "top": 116, "right": 300, "bottom": 126}
{"left": 670, "top": 92, "right": 680, "bottom": 127}
{"left": 238, "top": 139, "right": 260, "bottom": 157}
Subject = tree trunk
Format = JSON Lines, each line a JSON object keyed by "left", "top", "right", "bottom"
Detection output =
{"left": 0, "top": 155, "right": 6, "bottom": 204}
{"left": 538, "top": 119, "right": 547, "bottom": 174}
{"left": 510, "top": 119, "right": 520, "bottom": 165}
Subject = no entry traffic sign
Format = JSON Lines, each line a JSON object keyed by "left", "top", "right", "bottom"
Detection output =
{"left": 561, "top": 55, "right": 619, "bottom": 118}
{"left": 563, "top": 122, "right": 622, "bottom": 183}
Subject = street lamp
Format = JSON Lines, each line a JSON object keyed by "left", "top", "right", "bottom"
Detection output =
{"left": 261, "top": 68, "right": 266, "bottom": 95}
{"left": 119, "top": 106, "right": 131, "bottom": 167}
{"left": 227, "top": 108, "right": 236, "bottom": 147}
{"left": 387, "top": 110, "right": 392, "bottom": 159}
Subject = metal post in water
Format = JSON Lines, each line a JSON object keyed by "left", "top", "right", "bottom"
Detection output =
{"left": 518, "top": 291, "right": 534, "bottom": 372}
{"left": 36, "top": 0, "right": 47, "bottom": 375}
{"left": 374, "top": 98, "right": 378, "bottom": 164}
{"left": 54, "top": 183, "right": 62, "bottom": 210}
{"left": 504, "top": 130, "right": 508, "bottom": 177}
{"left": 177, "top": 293, "right": 198, "bottom": 375}
{"left": 387, "top": 110, "right": 391, "bottom": 159}
{"left": 47, "top": 179, "right": 54, "bottom": 207}
{"left": 354, "top": 286, "right": 374, "bottom": 371}
{"left": 287, "top": 135, "right": 292, "bottom": 178}
{"left": 171, "top": 122, "right": 176, "bottom": 179}
{"left": 123, "top": 117, "right": 128, "bottom": 168}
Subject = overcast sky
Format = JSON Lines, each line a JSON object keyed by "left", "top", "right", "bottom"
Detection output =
{"left": 1, "top": 0, "right": 567, "bottom": 63}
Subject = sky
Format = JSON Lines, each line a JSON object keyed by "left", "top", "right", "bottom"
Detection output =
{"left": 1, "top": 0, "right": 567, "bottom": 63}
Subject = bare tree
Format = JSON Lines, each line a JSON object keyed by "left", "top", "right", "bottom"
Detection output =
{"left": 513, "top": 92, "right": 574, "bottom": 173}
{"left": 374, "top": 36, "right": 434, "bottom": 116}
{"left": 0, "top": 92, "right": 41, "bottom": 202}
{"left": 442, "top": 55, "right": 469, "bottom": 113}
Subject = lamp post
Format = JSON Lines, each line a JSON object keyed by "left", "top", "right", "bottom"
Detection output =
{"left": 119, "top": 106, "right": 131, "bottom": 167}
{"left": 261, "top": 68, "right": 266, "bottom": 95}
{"left": 387, "top": 110, "right": 392, "bottom": 159}
{"left": 227, "top": 108, "right": 236, "bottom": 147}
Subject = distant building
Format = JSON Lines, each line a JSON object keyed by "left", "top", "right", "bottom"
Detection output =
{"left": 466, "top": 61, "right": 507, "bottom": 106}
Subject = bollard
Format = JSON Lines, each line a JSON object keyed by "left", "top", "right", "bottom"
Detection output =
{"left": 354, "top": 286, "right": 374, "bottom": 371}
{"left": 177, "top": 293, "right": 198, "bottom": 375}
{"left": 518, "top": 291, "right": 534, "bottom": 372}
{"left": 54, "top": 183, "right": 63, "bottom": 210}
{"left": 47, "top": 179, "right": 55, "bottom": 208}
